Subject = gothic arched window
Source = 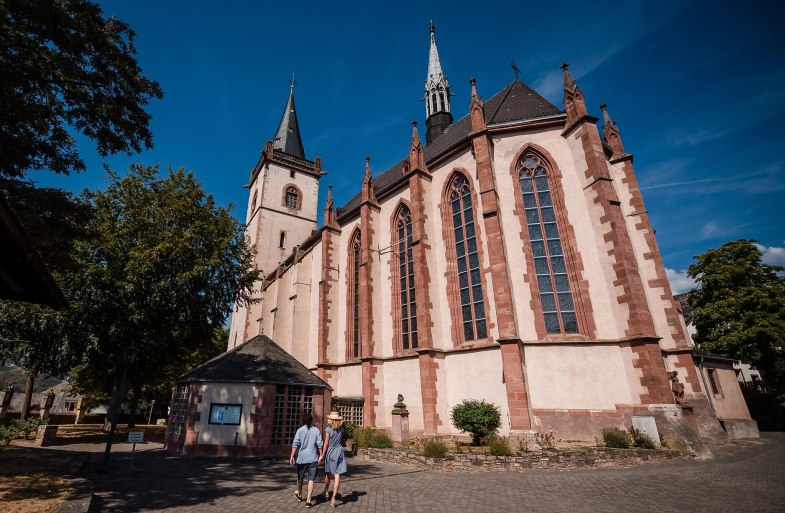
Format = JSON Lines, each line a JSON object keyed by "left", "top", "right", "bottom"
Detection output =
{"left": 395, "top": 206, "right": 417, "bottom": 350}
{"left": 448, "top": 174, "right": 487, "bottom": 341}
{"left": 348, "top": 230, "right": 361, "bottom": 358}
{"left": 285, "top": 186, "right": 299, "bottom": 210}
{"left": 517, "top": 153, "right": 578, "bottom": 334}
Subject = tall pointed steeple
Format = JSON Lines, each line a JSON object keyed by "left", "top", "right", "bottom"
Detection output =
{"left": 272, "top": 75, "right": 306, "bottom": 159}
{"left": 424, "top": 21, "right": 453, "bottom": 145}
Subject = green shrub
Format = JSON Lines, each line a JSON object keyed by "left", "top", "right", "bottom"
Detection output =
{"left": 0, "top": 426, "right": 18, "bottom": 446}
{"left": 423, "top": 439, "right": 448, "bottom": 458}
{"left": 628, "top": 427, "right": 656, "bottom": 449}
{"left": 488, "top": 437, "right": 512, "bottom": 456}
{"left": 353, "top": 427, "right": 376, "bottom": 448}
{"left": 13, "top": 417, "right": 43, "bottom": 440}
{"left": 343, "top": 422, "right": 358, "bottom": 443}
{"left": 601, "top": 428, "right": 631, "bottom": 448}
{"left": 369, "top": 432, "right": 393, "bottom": 449}
{"left": 450, "top": 399, "right": 501, "bottom": 445}
{"left": 516, "top": 437, "right": 531, "bottom": 453}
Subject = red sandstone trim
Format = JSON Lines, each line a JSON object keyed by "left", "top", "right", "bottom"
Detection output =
{"left": 618, "top": 160, "right": 689, "bottom": 348}
{"left": 418, "top": 352, "right": 443, "bottom": 433}
{"left": 362, "top": 360, "right": 379, "bottom": 427}
{"left": 319, "top": 228, "right": 339, "bottom": 365}
{"left": 498, "top": 339, "right": 532, "bottom": 429}
{"left": 574, "top": 123, "right": 656, "bottom": 338}
{"left": 439, "top": 169, "right": 495, "bottom": 347}
{"left": 470, "top": 130, "right": 519, "bottom": 340}
{"left": 507, "top": 143, "right": 596, "bottom": 339}
{"left": 630, "top": 339, "right": 673, "bottom": 404}
{"left": 409, "top": 173, "right": 435, "bottom": 350}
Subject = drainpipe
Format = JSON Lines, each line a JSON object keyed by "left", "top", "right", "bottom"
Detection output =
{"left": 696, "top": 354, "right": 719, "bottom": 418}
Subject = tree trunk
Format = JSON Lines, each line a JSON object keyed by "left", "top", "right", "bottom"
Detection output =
{"left": 20, "top": 372, "right": 34, "bottom": 421}
{"left": 127, "top": 385, "right": 139, "bottom": 428}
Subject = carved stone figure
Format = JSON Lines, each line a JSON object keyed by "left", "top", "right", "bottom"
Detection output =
{"left": 668, "top": 371, "right": 686, "bottom": 404}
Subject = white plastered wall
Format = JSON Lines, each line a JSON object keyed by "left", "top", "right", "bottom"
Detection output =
{"left": 443, "top": 350, "right": 510, "bottom": 434}
{"left": 526, "top": 344, "right": 637, "bottom": 410}
{"left": 195, "top": 383, "right": 255, "bottom": 445}
{"left": 380, "top": 358, "right": 424, "bottom": 431}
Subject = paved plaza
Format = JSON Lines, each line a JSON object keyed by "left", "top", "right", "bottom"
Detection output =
{"left": 73, "top": 433, "right": 785, "bottom": 512}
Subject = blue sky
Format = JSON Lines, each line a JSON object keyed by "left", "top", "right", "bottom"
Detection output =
{"left": 35, "top": 0, "right": 785, "bottom": 293}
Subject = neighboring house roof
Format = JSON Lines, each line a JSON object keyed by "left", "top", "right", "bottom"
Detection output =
{"left": 177, "top": 335, "right": 330, "bottom": 388}
{"left": 338, "top": 79, "right": 564, "bottom": 215}
{"left": 0, "top": 192, "right": 66, "bottom": 308}
{"left": 0, "top": 365, "right": 63, "bottom": 394}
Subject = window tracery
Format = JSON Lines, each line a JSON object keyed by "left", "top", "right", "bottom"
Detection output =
{"left": 517, "top": 153, "right": 578, "bottom": 334}
{"left": 448, "top": 174, "right": 487, "bottom": 341}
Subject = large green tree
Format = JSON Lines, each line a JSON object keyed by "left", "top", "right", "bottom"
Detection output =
{"left": 0, "top": 0, "right": 163, "bottom": 179}
{"left": 0, "top": 178, "right": 93, "bottom": 418}
{"left": 67, "top": 165, "right": 259, "bottom": 408}
{"left": 687, "top": 239, "right": 785, "bottom": 404}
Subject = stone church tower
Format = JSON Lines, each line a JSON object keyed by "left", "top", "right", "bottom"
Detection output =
{"left": 228, "top": 82, "right": 324, "bottom": 346}
{"left": 424, "top": 21, "right": 452, "bottom": 144}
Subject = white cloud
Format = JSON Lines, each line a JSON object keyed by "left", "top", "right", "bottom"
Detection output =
{"left": 700, "top": 222, "right": 720, "bottom": 239}
{"left": 666, "top": 268, "right": 695, "bottom": 294}
{"left": 755, "top": 242, "right": 785, "bottom": 266}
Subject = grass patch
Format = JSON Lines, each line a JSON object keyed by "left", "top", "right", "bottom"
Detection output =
{"left": 0, "top": 446, "right": 75, "bottom": 513}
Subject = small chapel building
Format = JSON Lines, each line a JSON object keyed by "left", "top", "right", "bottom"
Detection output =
{"left": 193, "top": 22, "right": 758, "bottom": 455}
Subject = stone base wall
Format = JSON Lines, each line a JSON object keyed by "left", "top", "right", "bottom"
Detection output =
{"left": 357, "top": 446, "right": 687, "bottom": 471}
{"left": 723, "top": 419, "right": 760, "bottom": 439}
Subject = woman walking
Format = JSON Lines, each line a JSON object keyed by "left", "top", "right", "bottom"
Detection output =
{"left": 318, "top": 411, "right": 347, "bottom": 508}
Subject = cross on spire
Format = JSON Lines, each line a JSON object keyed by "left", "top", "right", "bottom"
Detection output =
{"left": 289, "top": 73, "right": 297, "bottom": 90}
{"left": 511, "top": 59, "right": 521, "bottom": 80}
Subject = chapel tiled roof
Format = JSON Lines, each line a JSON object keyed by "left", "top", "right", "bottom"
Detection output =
{"left": 176, "top": 335, "right": 330, "bottom": 388}
{"left": 338, "top": 80, "right": 563, "bottom": 216}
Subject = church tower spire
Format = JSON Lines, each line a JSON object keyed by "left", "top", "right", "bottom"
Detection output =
{"left": 424, "top": 21, "right": 453, "bottom": 145}
{"left": 273, "top": 74, "right": 306, "bottom": 158}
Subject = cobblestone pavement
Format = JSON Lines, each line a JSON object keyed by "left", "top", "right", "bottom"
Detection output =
{"left": 73, "top": 433, "right": 784, "bottom": 512}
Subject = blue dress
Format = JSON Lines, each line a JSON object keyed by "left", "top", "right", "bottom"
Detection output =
{"left": 324, "top": 426, "right": 347, "bottom": 475}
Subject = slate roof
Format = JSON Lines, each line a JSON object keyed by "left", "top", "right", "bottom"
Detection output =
{"left": 273, "top": 88, "right": 306, "bottom": 159}
{"left": 338, "top": 80, "right": 564, "bottom": 215}
{"left": 176, "top": 335, "right": 329, "bottom": 388}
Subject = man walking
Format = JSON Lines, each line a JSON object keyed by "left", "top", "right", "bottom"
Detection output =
{"left": 290, "top": 413, "right": 323, "bottom": 508}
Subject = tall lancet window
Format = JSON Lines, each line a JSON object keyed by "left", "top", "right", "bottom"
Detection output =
{"left": 449, "top": 174, "right": 487, "bottom": 341}
{"left": 518, "top": 153, "right": 578, "bottom": 334}
{"left": 395, "top": 206, "right": 417, "bottom": 350}
{"left": 348, "top": 230, "right": 361, "bottom": 359}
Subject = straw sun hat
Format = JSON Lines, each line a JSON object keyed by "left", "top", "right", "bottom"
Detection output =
{"left": 326, "top": 411, "right": 344, "bottom": 421}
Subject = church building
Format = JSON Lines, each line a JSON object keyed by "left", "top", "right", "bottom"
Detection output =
{"left": 213, "top": 22, "right": 757, "bottom": 452}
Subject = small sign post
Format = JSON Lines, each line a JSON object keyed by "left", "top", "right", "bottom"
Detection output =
{"left": 128, "top": 431, "right": 144, "bottom": 469}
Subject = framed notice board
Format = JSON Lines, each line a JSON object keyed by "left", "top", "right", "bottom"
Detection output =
{"left": 208, "top": 403, "right": 242, "bottom": 425}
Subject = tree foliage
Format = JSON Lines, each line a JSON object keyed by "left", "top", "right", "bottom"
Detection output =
{"left": 687, "top": 239, "right": 785, "bottom": 402}
{"left": 450, "top": 399, "right": 501, "bottom": 445}
{"left": 67, "top": 164, "right": 259, "bottom": 400}
{"left": 0, "top": 0, "right": 163, "bottom": 178}
{"left": 0, "top": 165, "right": 259, "bottom": 408}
